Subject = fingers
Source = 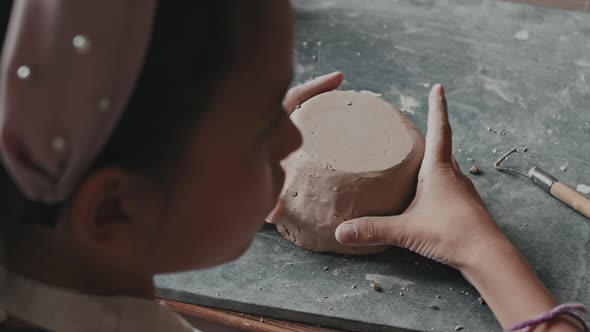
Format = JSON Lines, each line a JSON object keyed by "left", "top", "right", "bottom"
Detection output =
{"left": 335, "top": 216, "right": 407, "bottom": 246}
{"left": 424, "top": 84, "right": 453, "bottom": 167}
{"left": 283, "top": 71, "right": 344, "bottom": 114}
{"left": 265, "top": 201, "right": 282, "bottom": 224}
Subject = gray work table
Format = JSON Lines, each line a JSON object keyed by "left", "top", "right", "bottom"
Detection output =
{"left": 156, "top": 1, "right": 590, "bottom": 331}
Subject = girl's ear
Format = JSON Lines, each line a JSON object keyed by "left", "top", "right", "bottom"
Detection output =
{"left": 68, "top": 167, "right": 139, "bottom": 259}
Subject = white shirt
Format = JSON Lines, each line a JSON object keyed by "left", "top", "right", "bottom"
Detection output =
{"left": 0, "top": 243, "right": 199, "bottom": 332}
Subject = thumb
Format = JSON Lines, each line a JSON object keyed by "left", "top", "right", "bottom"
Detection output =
{"left": 283, "top": 72, "right": 344, "bottom": 113}
{"left": 335, "top": 216, "right": 407, "bottom": 246}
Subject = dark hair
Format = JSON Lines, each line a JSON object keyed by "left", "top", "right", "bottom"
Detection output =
{"left": 0, "top": 1, "right": 245, "bottom": 226}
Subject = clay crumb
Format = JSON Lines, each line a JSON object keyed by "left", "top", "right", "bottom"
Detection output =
{"left": 347, "top": 101, "right": 353, "bottom": 106}
{"left": 522, "top": 147, "right": 528, "bottom": 153}
{"left": 469, "top": 164, "right": 481, "bottom": 175}
{"left": 477, "top": 296, "right": 486, "bottom": 305}
{"left": 428, "top": 305, "right": 440, "bottom": 310}
{"left": 260, "top": 318, "right": 265, "bottom": 323}
{"left": 455, "top": 326, "right": 464, "bottom": 331}
{"left": 323, "top": 266, "right": 330, "bottom": 271}
{"left": 295, "top": 104, "right": 301, "bottom": 109}
{"left": 399, "top": 292, "right": 404, "bottom": 296}
{"left": 286, "top": 262, "right": 294, "bottom": 266}
{"left": 292, "top": 192, "right": 298, "bottom": 197}
{"left": 436, "top": 295, "right": 442, "bottom": 299}
{"left": 467, "top": 157, "right": 474, "bottom": 162}
{"left": 560, "top": 163, "right": 568, "bottom": 172}
{"left": 370, "top": 282, "right": 383, "bottom": 292}
{"left": 351, "top": 284, "right": 357, "bottom": 289}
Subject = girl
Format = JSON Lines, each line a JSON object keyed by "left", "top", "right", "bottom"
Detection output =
{"left": 0, "top": 1, "right": 586, "bottom": 331}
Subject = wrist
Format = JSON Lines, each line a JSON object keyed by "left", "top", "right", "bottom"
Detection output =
{"left": 459, "top": 235, "right": 561, "bottom": 329}
{"left": 458, "top": 230, "right": 516, "bottom": 273}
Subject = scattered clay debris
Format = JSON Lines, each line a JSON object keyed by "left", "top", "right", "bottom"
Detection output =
{"left": 323, "top": 266, "right": 330, "bottom": 271}
{"left": 295, "top": 104, "right": 301, "bottom": 110}
{"left": 469, "top": 164, "right": 481, "bottom": 175}
{"left": 467, "top": 157, "right": 474, "bottom": 162}
{"left": 477, "top": 296, "right": 486, "bottom": 305}
{"left": 258, "top": 287, "right": 262, "bottom": 290}
{"left": 560, "top": 163, "right": 568, "bottom": 172}
{"left": 347, "top": 101, "right": 353, "bottom": 106}
{"left": 428, "top": 305, "right": 440, "bottom": 310}
{"left": 522, "top": 147, "right": 528, "bottom": 153}
{"left": 399, "top": 292, "right": 404, "bottom": 296}
{"left": 323, "top": 296, "right": 328, "bottom": 299}
{"left": 436, "top": 295, "right": 442, "bottom": 299}
{"left": 351, "top": 284, "right": 357, "bottom": 289}
{"left": 292, "top": 192, "right": 298, "bottom": 198}
{"left": 370, "top": 282, "right": 383, "bottom": 292}
{"left": 524, "top": 223, "right": 528, "bottom": 227}
{"left": 286, "top": 262, "right": 294, "bottom": 266}
{"left": 492, "top": 148, "right": 498, "bottom": 154}
{"left": 455, "top": 326, "right": 464, "bottom": 331}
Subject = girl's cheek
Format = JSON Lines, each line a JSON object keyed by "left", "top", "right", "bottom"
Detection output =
{"left": 272, "top": 117, "right": 302, "bottom": 162}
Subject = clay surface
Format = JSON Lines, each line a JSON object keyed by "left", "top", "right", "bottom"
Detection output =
{"left": 270, "top": 90, "right": 425, "bottom": 254}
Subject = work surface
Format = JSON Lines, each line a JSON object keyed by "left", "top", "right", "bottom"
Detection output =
{"left": 156, "top": 1, "right": 590, "bottom": 331}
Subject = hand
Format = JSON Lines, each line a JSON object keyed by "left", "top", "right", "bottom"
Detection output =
{"left": 282, "top": 72, "right": 344, "bottom": 115}
{"left": 335, "top": 84, "right": 511, "bottom": 269}
{"left": 336, "top": 84, "right": 580, "bottom": 331}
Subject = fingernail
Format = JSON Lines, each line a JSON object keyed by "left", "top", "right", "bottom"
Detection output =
{"left": 336, "top": 223, "right": 356, "bottom": 244}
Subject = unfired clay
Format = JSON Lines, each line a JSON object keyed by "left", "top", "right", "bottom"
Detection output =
{"left": 269, "top": 90, "right": 425, "bottom": 254}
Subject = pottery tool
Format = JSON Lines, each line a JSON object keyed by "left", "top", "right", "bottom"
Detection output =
{"left": 494, "top": 148, "right": 590, "bottom": 220}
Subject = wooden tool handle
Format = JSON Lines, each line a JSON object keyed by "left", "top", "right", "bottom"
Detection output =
{"left": 550, "top": 182, "right": 590, "bottom": 219}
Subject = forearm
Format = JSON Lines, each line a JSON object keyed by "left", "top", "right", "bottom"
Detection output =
{"left": 461, "top": 242, "right": 582, "bottom": 331}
